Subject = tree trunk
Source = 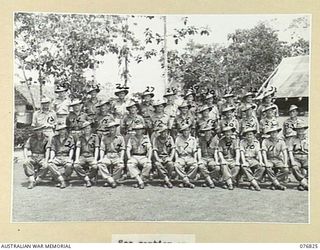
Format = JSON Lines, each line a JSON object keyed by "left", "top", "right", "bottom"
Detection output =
{"left": 21, "top": 62, "right": 36, "bottom": 110}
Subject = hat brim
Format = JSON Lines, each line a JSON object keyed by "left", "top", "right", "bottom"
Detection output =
{"left": 70, "top": 101, "right": 82, "bottom": 106}
{"left": 56, "top": 126, "right": 68, "bottom": 131}
{"left": 289, "top": 108, "right": 298, "bottom": 112}
{"left": 32, "top": 125, "right": 45, "bottom": 131}
{"left": 142, "top": 93, "right": 155, "bottom": 98}
{"left": 55, "top": 88, "right": 68, "bottom": 93}
{"left": 198, "top": 107, "right": 212, "bottom": 113}
{"left": 222, "top": 108, "right": 235, "bottom": 113}
{"left": 153, "top": 103, "right": 166, "bottom": 107}
{"left": 222, "top": 127, "right": 236, "bottom": 133}
{"left": 164, "top": 92, "right": 176, "bottom": 97}
{"left": 96, "top": 101, "right": 110, "bottom": 107}
{"left": 293, "top": 126, "right": 308, "bottom": 130}
{"left": 106, "top": 123, "right": 120, "bottom": 128}
{"left": 87, "top": 88, "right": 100, "bottom": 94}
{"left": 242, "top": 129, "right": 257, "bottom": 135}
{"left": 132, "top": 126, "right": 146, "bottom": 130}
{"left": 115, "top": 90, "right": 129, "bottom": 96}
{"left": 266, "top": 128, "right": 282, "bottom": 134}
{"left": 262, "top": 107, "right": 277, "bottom": 112}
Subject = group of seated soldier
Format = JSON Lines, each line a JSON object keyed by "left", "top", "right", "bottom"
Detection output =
{"left": 23, "top": 85, "right": 308, "bottom": 191}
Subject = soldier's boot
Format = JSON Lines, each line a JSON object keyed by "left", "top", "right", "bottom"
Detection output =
{"left": 206, "top": 176, "right": 215, "bottom": 189}
{"left": 27, "top": 176, "right": 35, "bottom": 189}
{"left": 250, "top": 179, "right": 261, "bottom": 191}
{"left": 272, "top": 179, "right": 286, "bottom": 191}
{"left": 164, "top": 176, "right": 173, "bottom": 188}
{"left": 84, "top": 176, "right": 92, "bottom": 188}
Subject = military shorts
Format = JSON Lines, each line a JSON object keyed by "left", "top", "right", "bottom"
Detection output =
{"left": 292, "top": 154, "right": 308, "bottom": 169}
{"left": 266, "top": 158, "right": 285, "bottom": 168}
{"left": 23, "top": 154, "right": 48, "bottom": 177}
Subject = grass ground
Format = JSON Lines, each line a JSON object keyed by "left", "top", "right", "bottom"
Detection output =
{"left": 12, "top": 150, "right": 308, "bottom": 223}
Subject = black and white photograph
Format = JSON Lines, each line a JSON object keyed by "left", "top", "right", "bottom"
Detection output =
{"left": 12, "top": 13, "right": 310, "bottom": 223}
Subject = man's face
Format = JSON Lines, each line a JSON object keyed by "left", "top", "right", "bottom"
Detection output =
{"left": 296, "top": 128, "right": 306, "bottom": 136}
{"left": 109, "top": 126, "right": 117, "bottom": 134}
{"left": 202, "top": 109, "right": 209, "bottom": 117}
{"left": 128, "top": 105, "right": 138, "bottom": 114}
{"left": 35, "top": 130, "right": 43, "bottom": 137}
{"left": 289, "top": 109, "right": 298, "bottom": 118}
{"left": 101, "top": 103, "right": 110, "bottom": 113}
{"left": 204, "top": 130, "right": 212, "bottom": 138}
{"left": 246, "top": 96, "right": 253, "bottom": 103}
{"left": 270, "top": 131, "right": 278, "bottom": 139}
{"left": 73, "top": 104, "right": 81, "bottom": 112}
{"left": 246, "top": 108, "right": 253, "bottom": 117}
{"left": 159, "top": 129, "right": 168, "bottom": 138}
{"left": 41, "top": 103, "right": 50, "bottom": 111}
{"left": 205, "top": 97, "right": 213, "bottom": 105}
{"left": 226, "top": 97, "right": 234, "bottom": 103}
{"left": 224, "top": 130, "right": 233, "bottom": 139}
{"left": 57, "top": 91, "right": 65, "bottom": 99}
{"left": 182, "top": 129, "right": 190, "bottom": 137}
{"left": 245, "top": 131, "right": 255, "bottom": 141}
{"left": 135, "top": 128, "right": 144, "bottom": 136}
{"left": 180, "top": 107, "right": 188, "bottom": 115}
{"left": 225, "top": 110, "right": 233, "bottom": 119}
{"left": 155, "top": 105, "right": 164, "bottom": 113}
{"left": 143, "top": 95, "right": 152, "bottom": 102}
{"left": 165, "top": 95, "right": 174, "bottom": 103}
{"left": 264, "top": 96, "right": 272, "bottom": 103}
{"left": 118, "top": 92, "right": 126, "bottom": 100}
{"left": 83, "top": 125, "right": 91, "bottom": 135}
{"left": 186, "top": 95, "right": 194, "bottom": 102}
{"left": 58, "top": 128, "right": 67, "bottom": 137}
{"left": 90, "top": 90, "right": 97, "bottom": 98}
{"left": 266, "top": 109, "right": 274, "bottom": 118}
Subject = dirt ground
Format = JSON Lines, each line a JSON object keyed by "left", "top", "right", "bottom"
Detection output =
{"left": 12, "top": 149, "right": 308, "bottom": 223}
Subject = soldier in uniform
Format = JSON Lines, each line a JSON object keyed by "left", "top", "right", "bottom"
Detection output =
{"left": 239, "top": 127, "right": 265, "bottom": 191}
{"left": 219, "top": 92, "right": 236, "bottom": 114}
{"left": 203, "top": 93, "right": 220, "bottom": 121}
{"left": 174, "top": 124, "right": 198, "bottom": 189}
{"left": 197, "top": 125, "right": 220, "bottom": 188}
{"left": 152, "top": 125, "right": 175, "bottom": 188}
{"left": 238, "top": 92, "right": 257, "bottom": 119}
{"left": 196, "top": 105, "right": 218, "bottom": 136}
{"left": 47, "top": 123, "right": 75, "bottom": 189}
{"left": 217, "top": 126, "right": 240, "bottom": 190}
{"left": 98, "top": 121, "right": 125, "bottom": 188}
{"left": 121, "top": 101, "right": 145, "bottom": 138}
{"left": 23, "top": 125, "right": 50, "bottom": 189}
{"left": 150, "top": 99, "right": 170, "bottom": 142}
{"left": 95, "top": 99, "right": 115, "bottom": 133}
{"left": 256, "top": 90, "right": 279, "bottom": 120}
{"left": 288, "top": 121, "right": 308, "bottom": 191}
{"left": 53, "top": 86, "right": 71, "bottom": 125}
{"left": 283, "top": 105, "right": 304, "bottom": 144}
{"left": 84, "top": 85, "right": 100, "bottom": 116}
{"left": 139, "top": 90, "right": 155, "bottom": 136}
{"left": 239, "top": 104, "right": 260, "bottom": 136}
{"left": 183, "top": 89, "right": 197, "bottom": 114}
{"left": 261, "top": 126, "right": 288, "bottom": 190}
{"left": 172, "top": 101, "right": 196, "bottom": 138}
{"left": 218, "top": 106, "right": 239, "bottom": 136}
{"left": 163, "top": 88, "right": 178, "bottom": 130}
{"left": 73, "top": 121, "right": 99, "bottom": 188}
{"left": 259, "top": 105, "right": 279, "bottom": 137}
{"left": 113, "top": 88, "right": 129, "bottom": 120}
{"left": 31, "top": 96, "right": 57, "bottom": 139}
{"left": 66, "top": 98, "right": 88, "bottom": 142}
{"left": 126, "top": 124, "right": 152, "bottom": 189}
